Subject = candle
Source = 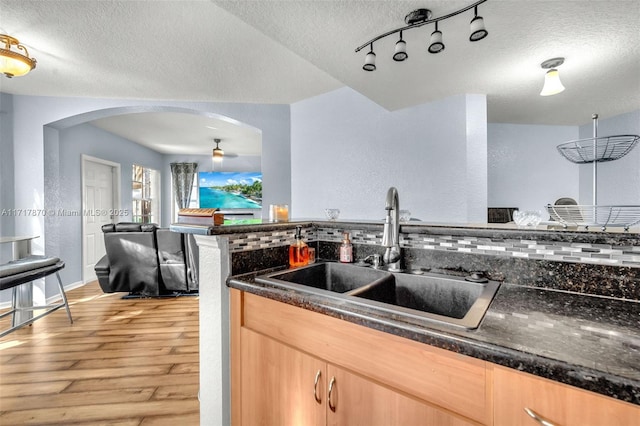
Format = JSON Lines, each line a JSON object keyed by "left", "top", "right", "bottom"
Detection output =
{"left": 269, "top": 204, "right": 289, "bottom": 222}
{"left": 276, "top": 205, "right": 289, "bottom": 222}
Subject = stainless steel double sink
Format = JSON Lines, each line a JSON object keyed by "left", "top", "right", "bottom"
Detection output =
{"left": 255, "top": 262, "right": 500, "bottom": 329}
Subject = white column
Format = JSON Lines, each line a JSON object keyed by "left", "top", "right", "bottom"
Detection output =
{"left": 194, "top": 234, "right": 231, "bottom": 426}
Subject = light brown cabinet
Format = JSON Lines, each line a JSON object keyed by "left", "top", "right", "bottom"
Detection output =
{"left": 231, "top": 288, "right": 639, "bottom": 426}
{"left": 232, "top": 289, "right": 489, "bottom": 425}
{"left": 493, "top": 365, "right": 640, "bottom": 426}
{"left": 238, "top": 328, "right": 474, "bottom": 426}
{"left": 239, "top": 328, "right": 326, "bottom": 425}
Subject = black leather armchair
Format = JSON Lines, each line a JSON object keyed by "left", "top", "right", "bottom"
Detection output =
{"left": 95, "top": 223, "right": 198, "bottom": 296}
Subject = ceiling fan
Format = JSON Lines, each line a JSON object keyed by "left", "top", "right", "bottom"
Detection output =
{"left": 212, "top": 138, "right": 238, "bottom": 162}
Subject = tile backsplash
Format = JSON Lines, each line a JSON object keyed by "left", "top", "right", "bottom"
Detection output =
{"left": 229, "top": 227, "right": 640, "bottom": 268}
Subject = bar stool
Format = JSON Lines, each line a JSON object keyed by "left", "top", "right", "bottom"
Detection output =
{"left": 0, "top": 255, "right": 73, "bottom": 337}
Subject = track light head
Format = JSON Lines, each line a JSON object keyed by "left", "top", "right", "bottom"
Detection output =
{"left": 363, "top": 44, "right": 377, "bottom": 71}
{"left": 393, "top": 32, "right": 408, "bottom": 61}
{"left": 428, "top": 22, "right": 445, "bottom": 54}
{"left": 469, "top": 7, "right": 488, "bottom": 41}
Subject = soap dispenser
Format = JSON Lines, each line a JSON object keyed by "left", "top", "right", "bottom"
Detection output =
{"left": 289, "top": 226, "right": 309, "bottom": 268}
{"left": 339, "top": 231, "right": 353, "bottom": 263}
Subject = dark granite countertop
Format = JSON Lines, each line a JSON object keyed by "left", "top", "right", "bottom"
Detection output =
{"left": 228, "top": 271, "right": 640, "bottom": 405}
{"left": 172, "top": 219, "right": 640, "bottom": 245}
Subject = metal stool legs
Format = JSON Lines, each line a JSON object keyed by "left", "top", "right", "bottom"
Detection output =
{"left": 1, "top": 271, "right": 73, "bottom": 338}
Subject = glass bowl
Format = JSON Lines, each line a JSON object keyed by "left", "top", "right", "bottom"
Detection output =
{"left": 513, "top": 210, "right": 542, "bottom": 227}
{"left": 325, "top": 208, "right": 340, "bottom": 220}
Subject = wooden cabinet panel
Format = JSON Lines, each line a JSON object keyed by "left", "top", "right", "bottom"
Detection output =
{"left": 241, "top": 291, "right": 490, "bottom": 424}
{"left": 239, "top": 328, "right": 326, "bottom": 426}
{"left": 493, "top": 365, "right": 640, "bottom": 426}
{"left": 326, "top": 364, "right": 481, "bottom": 426}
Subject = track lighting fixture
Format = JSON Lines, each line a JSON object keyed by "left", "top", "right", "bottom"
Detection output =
{"left": 357, "top": 0, "right": 489, "bottom": 71}
{"left": 540, "top": 57, "right": 566, "bottom": 96}
{"left": 393, "top": 31, "right": 408, "bottom": 61}
{"left": 363, "top": 44, "right": 376, "bottom": 71}
{"left": 428, "top": 22, "right": 445, "bottom": 54}
{"left": 469, "top": 6, "right": 488, "bottom": 41}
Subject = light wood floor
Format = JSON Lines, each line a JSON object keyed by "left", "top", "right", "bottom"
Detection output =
{"left": 0, "top": 282, "right": 200, "bottom": 425}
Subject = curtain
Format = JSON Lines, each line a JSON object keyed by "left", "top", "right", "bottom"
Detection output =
{"left": 170, "top": 162, "right": 198, "bottom": 209}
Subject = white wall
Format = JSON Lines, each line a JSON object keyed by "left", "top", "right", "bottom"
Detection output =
{"left": 488, "top": 123, "right": 578, "bottom": 212}
{"left": 578, "top": 110, "right": 640, "bottom": 205}
{"left": 290, "top": 88, "right": 487, "bottom": 223}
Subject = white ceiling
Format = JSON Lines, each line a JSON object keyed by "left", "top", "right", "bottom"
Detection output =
{"left": 0, "top": 0, "right": 638, "bottom": 155}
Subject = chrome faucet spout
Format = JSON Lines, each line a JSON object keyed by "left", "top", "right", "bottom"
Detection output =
{"left": 382, "top": 187, "right": 401, "bottom": 268}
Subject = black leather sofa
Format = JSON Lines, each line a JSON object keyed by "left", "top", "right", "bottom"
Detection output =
{"left": 95, "top": 222, "right": 198, "bottom": 296}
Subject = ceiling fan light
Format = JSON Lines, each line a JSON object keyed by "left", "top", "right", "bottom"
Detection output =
{"left": 469, "top": 15, "right": 488, "bottom": 41}
{"left": 540, "top": 69, "right": 565, "bottom": 96}
{"left": 393, "top": 32, "right": 408, "bottom": 61}
{"left": 363, "top": 47, "right": 376, "bottom": 71}
{"left": 0, "top": 34, "right": 37, "bottom": 78}
{"left": 212, "top": 138, "right": 225, "bottom": 161}
{"left": 212, "top": 147, "right": 224, "bottom": 161}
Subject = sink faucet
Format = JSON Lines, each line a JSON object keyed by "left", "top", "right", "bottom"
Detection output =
{"left": 382, "top": 187, "right": 401, "bottom": 271}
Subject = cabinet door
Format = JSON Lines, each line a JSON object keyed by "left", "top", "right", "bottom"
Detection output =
{"left": 240, "top": 328, "right": 326, "bottom": 426}
{"left": 494, "top": 366, "right": 640, "bottom": 426}
{"left": 326, "top": 364, "right": 480, "bottom": 426}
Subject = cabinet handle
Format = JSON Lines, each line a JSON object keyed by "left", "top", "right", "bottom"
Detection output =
{"left": 313, "top": 370, "right": 322, "bottom": 403}
{"left": 328, "top": 376, "right": 337, "bottom": 412}
{"left": 524, "top": 407, "right": 557, "bottom": 426}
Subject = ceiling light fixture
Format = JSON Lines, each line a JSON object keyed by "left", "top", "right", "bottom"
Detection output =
{"left": 0, "top": 34, "right": 37, "bottom": 78}
{"left": 540, "top": 57, "right": 566, "bottom": 96}
{"left": 355, "top": 0, "right": 489, "bottom": 71}
{"left": 212, "top": 138, "right": 224, "bottom": 162}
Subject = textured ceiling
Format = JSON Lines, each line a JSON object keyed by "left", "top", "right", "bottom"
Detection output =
{"left": 0, "top": 0, "right": 638, "bottom": 154}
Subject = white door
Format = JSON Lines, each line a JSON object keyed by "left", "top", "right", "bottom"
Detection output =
{"left": 82, "top": 157, "right": 119, "bottom": 283}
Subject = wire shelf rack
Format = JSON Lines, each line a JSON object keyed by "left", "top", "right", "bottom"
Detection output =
{"left": 545, "top": 204, "right": 640, "bottom": 231}
{"left": 556, "top": 135, "right": 639, "bottom": 164}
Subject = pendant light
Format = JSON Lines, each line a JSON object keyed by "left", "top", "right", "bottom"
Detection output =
{"left": 540, "top": 57, "right": 566, "bottom": 96}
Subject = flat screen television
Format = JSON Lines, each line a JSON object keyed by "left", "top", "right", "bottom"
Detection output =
{"left": 198, "top": 171, "right": 262, "bottom": 209}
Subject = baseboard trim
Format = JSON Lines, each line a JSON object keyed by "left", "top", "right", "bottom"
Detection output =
{"left": 0, "top": 280, "right": 87, "bottom": 310}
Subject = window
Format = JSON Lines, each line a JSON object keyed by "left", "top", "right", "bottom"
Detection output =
{"left": 132, "top": 164, "right": 160, "bottom": 224}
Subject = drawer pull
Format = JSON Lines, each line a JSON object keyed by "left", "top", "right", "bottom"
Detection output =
{"left": 328, "top": 376, "right": 337, "bottom": 412}
{"left": 524, "top": 407, "right": 557, "bottom": 426}
{"left": 313, "top": 370, "right": 322, "bottom": 403}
